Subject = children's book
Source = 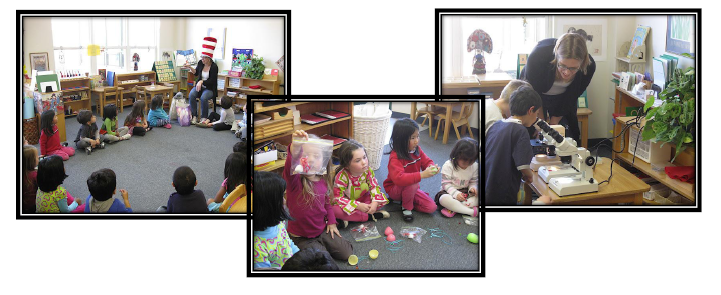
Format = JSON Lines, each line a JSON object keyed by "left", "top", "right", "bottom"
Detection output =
{"left": 314, "top": 110, "right": 350, "bottom": 119}
{"left": 300, "top": 114, "right": 330, "bottom": 125}
{"left": 320, "top": 134, "right": 348, "bottom": 146}
{"left": 231, "top": 49, "right": 253, "bottom": 76}
{"left": 627, "top": 25, "right": 651, "bottom": 59}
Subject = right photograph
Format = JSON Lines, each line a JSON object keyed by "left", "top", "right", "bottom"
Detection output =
{"left": 438, "top": 10, "right": 699, "bottom": 208}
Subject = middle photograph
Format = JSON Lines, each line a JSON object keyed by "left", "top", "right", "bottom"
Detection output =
{"left": 251, "top": 97, "right": 482, "bottom": 274}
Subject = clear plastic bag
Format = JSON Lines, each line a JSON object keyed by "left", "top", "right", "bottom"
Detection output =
{"left": 400, "top": 227, "right": 427, "bottom": 243}
{"left": 350, "top": 222, "right": 381, "bottom": 242}
{"left": 291, "top": 138, "right": 333, "bottom": 175}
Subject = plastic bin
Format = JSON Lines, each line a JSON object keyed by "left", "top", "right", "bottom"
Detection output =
{"left": 353, "top": 109, "right": 392, "bottom": 170}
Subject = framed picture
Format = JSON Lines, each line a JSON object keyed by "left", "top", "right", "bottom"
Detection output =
{"left": 666, "top": 15, "right": 695, "bottom": 58}
{"left": 30, "top": 52, "right": 49, "bottom": 72}
{"left": 555, "top": 18, "right": 608, "bottom": 61}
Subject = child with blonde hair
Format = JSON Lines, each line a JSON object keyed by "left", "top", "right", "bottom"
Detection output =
{"left": 486, "top": 79, "right": 532, "bottom": 134}
{"left": 284, "top": 130, "right": 353, "bottom": 261}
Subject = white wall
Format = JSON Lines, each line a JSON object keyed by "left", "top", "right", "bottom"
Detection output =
{"left": 22, "top": 17, "right": 55, "bottom": 74}
{"left": 636, "top": 15, "right": 696, "bottom": 71}
{"left": 184, "top": 17, "right": 285, "bottom": 93}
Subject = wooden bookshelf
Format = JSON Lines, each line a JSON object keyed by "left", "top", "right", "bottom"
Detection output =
{"left": 224, "top": 76, "right": 280, "bottom": 97}
{"left": 613, "top": 116, "right": 695, "bottom": 203}
{"left": 60, "top": 77, "right": 92, "bottom": 117}
{"left": 114, "top": 71, "right": 156, "bottom": 108}
{"left": 254, "top": 101, "right": 354, "bottom": 172}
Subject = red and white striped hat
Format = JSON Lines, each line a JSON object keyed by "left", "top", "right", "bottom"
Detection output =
{"left": 201, "top": 37, "right": 217, "bottom": 59}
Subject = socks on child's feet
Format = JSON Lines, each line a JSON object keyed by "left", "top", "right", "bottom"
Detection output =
{"left": 402, "top": 210, "right": 414, "bottom": 222}
{"left": 336, "top": 219, "right": 348, "bottom": 229}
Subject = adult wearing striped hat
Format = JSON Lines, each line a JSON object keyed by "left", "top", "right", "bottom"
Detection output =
{"left": 183, "top": 36, "right": 219, "bottom": 124}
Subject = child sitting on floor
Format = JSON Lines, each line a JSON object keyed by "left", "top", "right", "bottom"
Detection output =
{"left": 159, "top": 166, "right": 208, "bottom": 213}
{"left": 333, "top": 139, "right": 389, "bottom": 229}
{"left": 207, "top": 151, "right": 247, "bottom": 212}
{"left": 102, "top": 104, "right": 131, "bottom": 142}
{"left": 284, "top": 130, "right": 353, "bottom": 262}
{"left": 39, "top": 110, "right": 75, "bottom": 160}
{"left": 147, "top": 95, "right": 172, "bottom": 129}
{"left": 485, "top": 85, "right": 541, "bottom": 205}
{"left": 383, "top": 118, "right": 440, "bottom": 222}
{"left": 36, "top": 155, "right": 84, "bottom": 213}
{"left": 436, "top": 137, "right": 480, "bottom": 217}
{"left": 198, "top": 96, "right": 235, "bottom": 131}
{"left": 84, "top": 168, "right": 132, "bottom": 213}
{"left": 124, "top": 101, "right": 152, "bottom": 136}
{"left": 253, "top": 171, "right": 300, "bottom": 270}
{"left": 74, "top": 110, "right": 106, "bottom": 155}
{"left": 23, "top": 146, "right": 39, "bottom": 214}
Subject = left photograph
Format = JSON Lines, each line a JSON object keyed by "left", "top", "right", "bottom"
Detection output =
{"left": 19, "top": 11, "right": 288, "bottom": 216}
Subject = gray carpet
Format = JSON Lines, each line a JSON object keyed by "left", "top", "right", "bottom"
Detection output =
{"left": 333, "top": 116, "right": 481, "bottom": 271}
{"left": 29, "top": 105, "right": 242, "bottom": 213}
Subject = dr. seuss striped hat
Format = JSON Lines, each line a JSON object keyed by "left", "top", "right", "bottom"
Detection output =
{"left": 201, "top": 37, "right": 217, "bottom": 59}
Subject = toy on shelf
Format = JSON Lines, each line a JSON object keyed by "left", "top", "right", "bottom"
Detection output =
{"left": 466, "top": 29, "right": 493, "bottom": 74}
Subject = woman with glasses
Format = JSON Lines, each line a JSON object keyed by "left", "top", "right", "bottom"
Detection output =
{"left": 520, "top": 33, "right": 595, "bottom": 143}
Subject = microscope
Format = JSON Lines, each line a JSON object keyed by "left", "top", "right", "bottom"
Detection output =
{"left": 532, "top": 118, "right": 599, "bottom": 196}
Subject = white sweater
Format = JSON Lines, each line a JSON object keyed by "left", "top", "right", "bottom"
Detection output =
{"left": 440, "top": 159, "right": 479, "bottom": 199}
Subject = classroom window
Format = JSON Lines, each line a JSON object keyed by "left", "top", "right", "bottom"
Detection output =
{"left": 51, "top": 17, "right": 159, "bottom": 74}
{"left": 443, "top": 15, "right": 548, "bottom": 78}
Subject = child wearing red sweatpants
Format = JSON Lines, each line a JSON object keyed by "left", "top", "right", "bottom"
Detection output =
{"left": 382, "top": 118, "right": 440, "bottom": 222}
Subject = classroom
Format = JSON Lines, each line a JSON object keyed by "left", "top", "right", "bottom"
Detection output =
{"left": 252, "top": 99, "right": 481, "bottom": 270}
{"left": 20, "top": 13, "right": 286, "bottom": 214}
{"left": 441, "top": 13, "right": 697, "bottom": 206}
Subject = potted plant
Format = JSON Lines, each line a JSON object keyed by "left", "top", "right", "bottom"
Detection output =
{"left": 642, "top": 54, "right": 695, "bottom": 162}
{"left": 242, "top": 54, "right": 266, "bottom": 80}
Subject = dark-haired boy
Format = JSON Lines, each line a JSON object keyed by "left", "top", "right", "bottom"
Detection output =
{"left": 280, "top": 248, "right": 339, "bottom": 271}
{"left": 84, "top": 168, "right": 132, "bottom": 213}
{"left": 160, "top": 166, "right": 208, "bottom": 213}
{"left": 74, "top": 110, "right": 105, "bottom": 155}
{"left": 484, "top": 86, "right": 542, "bottom": 206}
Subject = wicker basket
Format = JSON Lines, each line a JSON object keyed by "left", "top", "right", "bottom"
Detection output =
{"left": 23, "top": 117, "right": 39, "bottom": 145}
{"left": 353, "top": 110, "right": 392, "bottom": 170}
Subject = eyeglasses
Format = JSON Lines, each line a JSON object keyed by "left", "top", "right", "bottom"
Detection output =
{"left": 557, "top": 63, "right": 580, "bottom": 73}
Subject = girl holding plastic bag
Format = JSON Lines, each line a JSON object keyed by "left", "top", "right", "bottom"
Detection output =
{"left": 283, "top": 130, "right": 353, "bottom": 261}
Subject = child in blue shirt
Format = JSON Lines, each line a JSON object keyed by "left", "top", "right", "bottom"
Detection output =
{"left": 147, "top": 95, "right": 172, "bottom": 129}
{"left": 84, "top": 168, "right": 133, "bottom": 213}
{"left": 485, "top": 86, "right": 542, "bottom": 205}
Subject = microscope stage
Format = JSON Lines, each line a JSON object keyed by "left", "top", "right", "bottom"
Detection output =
{"left": 549, "top": 177, "right": 599, "bottom": 196}
{"left": 538, "top": 165, "right": 579, "bottom": 183}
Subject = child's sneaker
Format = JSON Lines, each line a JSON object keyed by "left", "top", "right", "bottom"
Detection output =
{"left": 99, "top": 142, "right": 105, "bottom": 149}
{"left": 122, "top": 134, "right": 131, "bottom": 140}
{"left": 336, "top": 219, "right": 349, "bottom": 229}
{"left": 191, "top": 117, "right": 198, "bottom": 125}
{"left": 369, "top": 210, "right": 390, "bottom": 221}
{"left": 441, "top": 208, "right": 456, "bottom": 218}
{"left": 402, "top": 210, "right": 414, "bottom": 222}
{"left": 85, "top": 146, "right": 92, "bottom": 155}
{"left": 164, "top": 123, "right": 172, "bottom": 129}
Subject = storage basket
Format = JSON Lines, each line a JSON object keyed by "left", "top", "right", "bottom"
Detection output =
{"left": 23, "top": 117, "right": 39, "bottom": 145}
{"left": 628, "top": 125, "right": 671, "bottom": 164}
{"left": 353, "top": 110, "right": 392, "bottom": 170}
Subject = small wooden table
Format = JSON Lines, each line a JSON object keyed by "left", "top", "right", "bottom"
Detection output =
{"left": 92, "top": 86, "right": 124, "bottom": 117}
{"left": 162, "top": 80, "right": 181, "bottom": 93}
{"left": 523, "top": 157, "right": 650, "bottom": 205}
{"left": 410, "top": 101, "right": 470, "bottom": 144}
{"left": 577, "top": 108, "right": 593, "bottom": 148}
{"left": 137, "top": 85, "right": 173, "bottom": 111}
{"left": 442, "top": 73, "right": 513, "bottom": 98}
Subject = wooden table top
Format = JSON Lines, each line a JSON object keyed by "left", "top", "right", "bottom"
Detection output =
{"left": 442, "top": 73, "right": 514, "bottom": 88}
{"left": 137, "top": 85, "right": 173, "bottom": 92}
{"left": 528, "top": 157, "right": 650, "bottom": 204}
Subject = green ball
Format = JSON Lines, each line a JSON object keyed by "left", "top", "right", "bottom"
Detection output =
{"left": 467, "top": 233, "right": 479, "bottom": 244}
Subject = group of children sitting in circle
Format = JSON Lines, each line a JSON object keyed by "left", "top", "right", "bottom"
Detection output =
{"left": 22, "top": 92, "right": 248, "bottom": 213}
{"left": 254, "top": 117, "right": 479, "bottom": 270}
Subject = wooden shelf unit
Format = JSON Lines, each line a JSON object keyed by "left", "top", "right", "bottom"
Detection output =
{"left": 613, "top": 115, "right": 696, "bottom": 203}
{"left": 224, "top": 76, "right": 280, "bottom": 97}
{"left": 60, "top": 77, "right": 92, "bottom": 116}
{"left": 114, "top": 71, "right": 156, "bottom": 108}
{"left": 254, "top": 101, "right": 354, "bottom": 172}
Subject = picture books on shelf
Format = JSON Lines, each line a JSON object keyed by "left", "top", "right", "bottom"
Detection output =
{"left": 320, "top": 134, "right": 348, "bottom": 146}
{"left": 314, "top": 110, "right": 350, "bottom": 119}
{"left": 627, "top": 25, "right": 651, "bottom": 59}
{"left": 231, "top": 49, "right": 253, "bottom": 77}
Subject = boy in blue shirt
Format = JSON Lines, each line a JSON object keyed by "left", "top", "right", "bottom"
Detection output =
{"left": 484, "top": 86, "right": 542, "bottom": 205}
{"left": 85, "top": 168, "right": 133, "bottom": 213}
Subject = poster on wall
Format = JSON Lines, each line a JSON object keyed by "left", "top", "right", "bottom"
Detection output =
{"left": 666, "top": 15, "right": 695, "bottom": 58}
{"left": 555, "top": 18, "right": 607, "bottom": 61}
{"left": 231, "top": 49, "right": 253, "bottom": 77}
{"left": 30, "top": 52, "right": 49, "bottom": 72}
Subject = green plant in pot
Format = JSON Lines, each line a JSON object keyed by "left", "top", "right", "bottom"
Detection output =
{"left": 241, "top": 54, "right": 265, "bottom": 80}
{"left": 642, "top": 53, "right": 695, "bottom": 162}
